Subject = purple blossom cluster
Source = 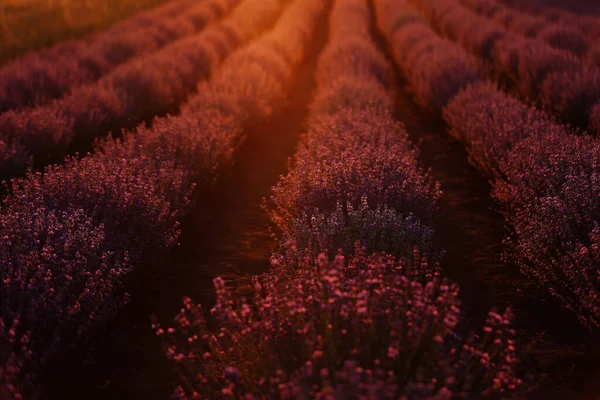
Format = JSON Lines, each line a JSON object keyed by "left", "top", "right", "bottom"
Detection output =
{"left": 0, "top": 0, "right": 332, "bottom": 395}
{"left": 0, "top": 0, "right": 283, "bottom": 182}
{"left": 159, "top": 0, "right": 528, "bottom": 398}
{"left": 157, "top": 248, "right": 523, "bottom": 399}
{"left": 406, "top": 0, "right": 600, "bottom": 133}
{"left": 442, "top": 81, "right": 566, "bottom": 180}
{"left": 0, "top": 0, "right": 237, "bottom": 113}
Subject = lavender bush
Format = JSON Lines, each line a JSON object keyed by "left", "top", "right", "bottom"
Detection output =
{"left": 0, "top": 201, "right": 131, "bottom": 397}
{"left": 499, "top": 131, "right": 600, "bottom": 330}
{"left": 443, "top": 81, "right": 567, "bottom": 180}
{"left": 157, "top": 249, "right": 525, "bottom": 399}
{"left": 509, "top": 39, "right": 575, "bottom": 100}
{"left": 539, "top": 63, "right": 600, "bottom": 128}
{"left": 0, "top": 104, "right": 76, "bottom": 167}
{"left": 268, "top": 108, "right": 441, "bottom": 238}
{"left": 268, "top": 0, "right": 441, "bottom": 260}
{"left": 4, "top": 156, "right": 186, "bottom": 267}
{"left": 443, "top": 81, "right": 600, "bottom": 331}
{"left": 510, "top": 14, "right": 546, "bottom": 37}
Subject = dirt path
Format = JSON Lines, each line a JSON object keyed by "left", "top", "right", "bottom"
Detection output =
{"left": 45, "top": 7, "right": 331, "bottom": 400}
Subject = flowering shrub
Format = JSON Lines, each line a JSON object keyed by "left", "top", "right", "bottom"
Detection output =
{"left": 268, "top": 36, "right": 441, "bottom": 256}
{"left": 376, "top": 0, "right": 600, "bottom": 339}
{"left": 498, "top": 131, "right": 600, "bottom": 330}
{"left": 268, "top": 108, "right": 441, "bottom": 238}
{"left": 0, "top": 57, "right": 87, "bottom": 114}
{"left": 99, "top": 110, "right": 242, "bottom": 196}
{"left": 491, "top": 8, "right": 517, "bottom": 27}
{"left": 374, "top": 0, "right": 426, "bottom": 37}
{"left": 223, "top": 43, "right": 291, "bottom": 87}
{"left": 0, "top": 0, "right": 236, "bottom": 112}
{"left": 441, "top": 81, "right": 600, "bottom": 331}
{"left": 61, "top": 83, "right": 139, "bottom": 151}
{"left": 158, "top": 248, "right": 525, "bottom": 399}
{"left": 0, "top": 104, "right": 74, "bottom": 167}
{"left": 509, "top": 39, "right": 575, "bottom": 100}
{"left": 104, "top": 45, "right": 209, "bottom": 118}
{"left": 443, "top": 81, "right": 567, "bottom": 180}
{"left": 409, "top": 44, "right": 482, "bottom": 112}
{"left": 264, "top": 0, "right": 441, "bottom": 257}
{"left": 4, "top": 156, "right": 186, "bottom": 267}
{"left": 539, "top": 63, "right": 600, "bottom": 129}
{"left": 0, "top": 200, "right": 131, "bottom": 397}
{"left": 589, "top": 42, "right": 600, "bottom": 68}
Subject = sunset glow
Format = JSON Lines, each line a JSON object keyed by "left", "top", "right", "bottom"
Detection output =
{"left": 1, "top": 0, "right": 600, "bottom": 398}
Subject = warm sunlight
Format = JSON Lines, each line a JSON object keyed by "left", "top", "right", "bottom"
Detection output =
{"left": 1, "top": 0, "right": 600, "bottom": 398}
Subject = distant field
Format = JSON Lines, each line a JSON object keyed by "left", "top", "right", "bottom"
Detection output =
{"left": 0, "top": 0, "right": 169, "bottom": 63}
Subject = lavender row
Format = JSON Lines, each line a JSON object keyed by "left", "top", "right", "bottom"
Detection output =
{"left": 373, "top": 0, "right": 482, "bottom": 114}
{"left": 458, "top": 0, "right": 600, "bottom": 63}
{"left": 372, "top": 0, "right": 600, "bottom": 332}
{"left": 445, "top": 83, "right": 600, "bottom": 332}
{"left": 405, "top": 0, "right": 600, "bottom": 135}
{"left": 155, "top": 0, "right": 528, "bottom": 398}
{"left": 0, "top": 0, "right": 283, "bottom": 184}
{"left": 268, "top": 1, "right": 441, "bottom": 257}
{"left": 0, "top": 0, "right": 226, "bottom": 112}
{"left": 0, "top": 0, "right": 308, "bottom": 395}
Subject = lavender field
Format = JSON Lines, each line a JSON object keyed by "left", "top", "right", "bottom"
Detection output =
{"left": 1, "top": 0, "right": 600, "bottom": 398}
